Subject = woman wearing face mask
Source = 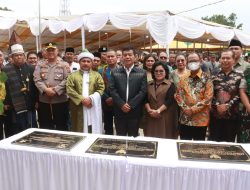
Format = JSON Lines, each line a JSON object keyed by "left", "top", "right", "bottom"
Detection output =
{"left": 144, "top": 61, "right": 178, "bottom": 139}
{"left": 175, "top": 52, "right": 213, "bottom": 140}
{"left": 170, "top": 53, "right": 189, "bottom": 86}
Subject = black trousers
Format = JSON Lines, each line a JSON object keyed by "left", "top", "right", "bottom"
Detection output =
{"left": 38, "top": 102, "right": 68, "bottom": 131}
{"left": 103, "top": 109, "right": 114, "bottom": 135}
{"left": 209, "top": 116, "right": 239, "bottom": 142}
{"left": 4, "top": 110, "right": 29, "bottom": 138}
{"left": 179, "top": 124, "right": 207, "bottom": 140}
{"left": 0, "top": 115, "right": 5, "bottom": 140}
{"left": 114, "top": 117, "right": 139, "bottom": 137}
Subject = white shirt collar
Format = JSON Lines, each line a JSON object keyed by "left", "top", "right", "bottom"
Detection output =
{"left": 124, "top": 64, "right": 134, "bottom": 73}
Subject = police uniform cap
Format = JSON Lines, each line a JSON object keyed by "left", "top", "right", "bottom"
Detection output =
{"left": 45, "top": 42, "right": 57, "bottom": 50}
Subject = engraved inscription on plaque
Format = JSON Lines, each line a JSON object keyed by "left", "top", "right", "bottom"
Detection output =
{"left": 12, "top": 131, "right": 85, "bottom": 151}
{"left": 86, "top": 138, "right": 158, "bottom": 158}
{"left": 177, "top": 142, "right": 250, "bottom": 163}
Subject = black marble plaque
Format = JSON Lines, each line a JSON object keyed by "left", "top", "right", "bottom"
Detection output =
{"left": 12, "top": 131, "right": 85, "bottom": 151}
{"left": 86, "top": 138, "right": 158, "bottom": 158}
{"left": 177, "top": 142, "right": 250, "bottom": 163}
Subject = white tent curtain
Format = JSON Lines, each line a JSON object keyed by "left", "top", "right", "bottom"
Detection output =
{"left": 65, "top": 16, "right": 84, "bottom": 33}
{"left": 48, "top": 20, "right": 66, "bottom": 34}
{"left": 234, "top": 29, "right": 250, "bottom": 46}
{"left": 27, "top": 18, "right": 47, "bottom": 36}
{"left": 109, "top": 13, "right": 146, "bottom": 30}
{"left": 176, "top": 16, "right": 206, "bottom": 39}
{"left": 84, "top": 13, "right": 109, "bottom": 32}
{"left": 206, "top": 25, "right": 234, "bottom": 42}
{"left": 146, "top": 13, "right": 177, "bottom": 47}
{"left": 0, "top": 17, "right": 16, "bottom": 29}
{"left": 1, "top": 12, "right": 250, "bottom": 47}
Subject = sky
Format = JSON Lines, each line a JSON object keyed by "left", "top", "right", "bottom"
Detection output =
{"left": 0, "top": 0, "right": 249, "bottom": 33}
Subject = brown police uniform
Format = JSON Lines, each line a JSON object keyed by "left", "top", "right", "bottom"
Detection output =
{"left": 33, "top": 60, "right": 70, "bottom": 130}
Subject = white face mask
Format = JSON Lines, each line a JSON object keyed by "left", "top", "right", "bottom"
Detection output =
{"left": 188, "top": 62, "right": 200, "bottom": 71}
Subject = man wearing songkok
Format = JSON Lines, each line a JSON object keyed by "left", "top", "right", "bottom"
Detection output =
{"left": 229, "top": 39, "right": 250, "bottom": 73}
{"left": 3, "top": 43, "right": 37, "bottom": 137}
{"left": 34, "top": 42, "right": 70, "bottom": 131}
{"left": 66, "top": 51, "right": 105, "bottom": 133}
{"left": 98, "top": 46, "right": 108, "bottom": 74}
{"left": 175, "top": 52, "right": 213, "bottom": 140}
{"left": 92, "top": 52, "right": 101, "bottom": 72}
{"left": 64, "top": 47, "right": 80, "bottom": 73}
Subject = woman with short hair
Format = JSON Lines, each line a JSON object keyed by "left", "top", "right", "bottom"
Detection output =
{"left": 144, "top": 61, "right": 178, "bottom": 139}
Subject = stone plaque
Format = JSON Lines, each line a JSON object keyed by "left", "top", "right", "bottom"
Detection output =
{"left": 86, "top": 138, "right": 158, "bottom": 158}
{"left": 12, "top": 131, "right": 85, "bottom": 151}
{"left": 177, "top": 142, "right": 250, "bottom": 163}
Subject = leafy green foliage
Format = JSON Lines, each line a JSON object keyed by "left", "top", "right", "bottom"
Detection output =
{"left": 202, "top": 13, "right": 243, "bottom": 29}
{"left": 0, "top": 7, "right": 11, "bottom": 11}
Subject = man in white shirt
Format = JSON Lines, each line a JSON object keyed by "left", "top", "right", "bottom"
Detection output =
{"left": 109, "top": 46, "right": 147, "bottom": 137}
{"left": 65, "top": 47, "right": 80, "bottom": 73}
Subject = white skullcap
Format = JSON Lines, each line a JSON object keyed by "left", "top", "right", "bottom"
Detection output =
{"left": 77, "top": 52, "right": 94, "bottom": 62}
{"left": 11, "top": 44, "right": 24, "bottom": 55}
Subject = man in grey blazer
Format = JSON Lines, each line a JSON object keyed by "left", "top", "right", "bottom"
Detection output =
{"left": 109, "top": 46, "right": 147, "bottom": 137}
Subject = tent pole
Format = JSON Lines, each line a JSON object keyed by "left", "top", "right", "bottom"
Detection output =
{"left": 81, "top": 25, "right": 85, "bottom": 50}
{"left": 36, "top": 35, "right": 39, "bottom": 53}
{"left": 143, "top": 34, "right": 145, "bottom": 50}
{"left": 38, "top": 0, "right": 41, "bottom": 51}
{"left": 98, "top": 31, "right": 101, "bottom": 48}
{"left": 106, "top": 33, "right": 109, "bottom": 48}
{"left": 166, "top": 45, "right": 169, "bottom": 60}
{"left": 8, "top": 29, "right": 11, "bottom": 40}
{"left": 63, "top": 30, "right": 66, "bottom": 51}
{"left": 150, "top": 35, "right": 152, "bottom": 53}
{"left": 129, "top": 29, "right": 131, "bottom": 44}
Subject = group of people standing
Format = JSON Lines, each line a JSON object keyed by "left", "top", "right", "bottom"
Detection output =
{"left": 0, "top": 37, "right": 250, "bottom": 144}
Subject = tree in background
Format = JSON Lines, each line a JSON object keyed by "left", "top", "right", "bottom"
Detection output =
{"left": 202, "top": 13, "right": 243, "bottom": 29}
{"left": 0, "top": 7, "right": 11, "bottom": 11}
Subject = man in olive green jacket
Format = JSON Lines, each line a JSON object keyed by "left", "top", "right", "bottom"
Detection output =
{"left": 66, "top": 51, "right": 104, "bottom": 133}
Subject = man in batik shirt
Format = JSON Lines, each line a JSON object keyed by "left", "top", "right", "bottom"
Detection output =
{"left": 175, "top": 52, "right": 213, "bottom": 140}
{"left": 210, "top": 50, "right": 243, "bottom": 142}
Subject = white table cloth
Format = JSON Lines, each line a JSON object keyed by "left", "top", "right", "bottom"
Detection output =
{"left": 0, "top": 128, "right": 250, "bottom": 190}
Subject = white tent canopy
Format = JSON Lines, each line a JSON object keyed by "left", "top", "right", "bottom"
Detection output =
{"left": 1, "top": 10, "right": 250, "bottom": 51}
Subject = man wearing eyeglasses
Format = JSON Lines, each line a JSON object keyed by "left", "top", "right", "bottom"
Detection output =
{"left": 159, "top": 51, "right": 173, "bottom": 73}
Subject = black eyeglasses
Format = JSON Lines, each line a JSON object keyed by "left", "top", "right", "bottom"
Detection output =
{"left": 160, "top": 56, "right": 167, "bottom": 59}
{"left": 154, "top": 70, "right": 165, "bottom": 73}
{"left": 176, "top": 59, "right": 185, "bottom": 63}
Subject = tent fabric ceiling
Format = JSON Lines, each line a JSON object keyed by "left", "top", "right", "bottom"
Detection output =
{"left": 1, "top": 11, "right": 250, "bottom": 52}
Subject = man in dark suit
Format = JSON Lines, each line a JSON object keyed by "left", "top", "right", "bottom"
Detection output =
{"left": 109, "top": 46, "right": 147, "bottom": 137}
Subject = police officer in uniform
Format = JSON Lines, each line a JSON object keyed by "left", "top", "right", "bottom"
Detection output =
{"left": 34, "top": 42, "right": 70, "bottom": 131}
